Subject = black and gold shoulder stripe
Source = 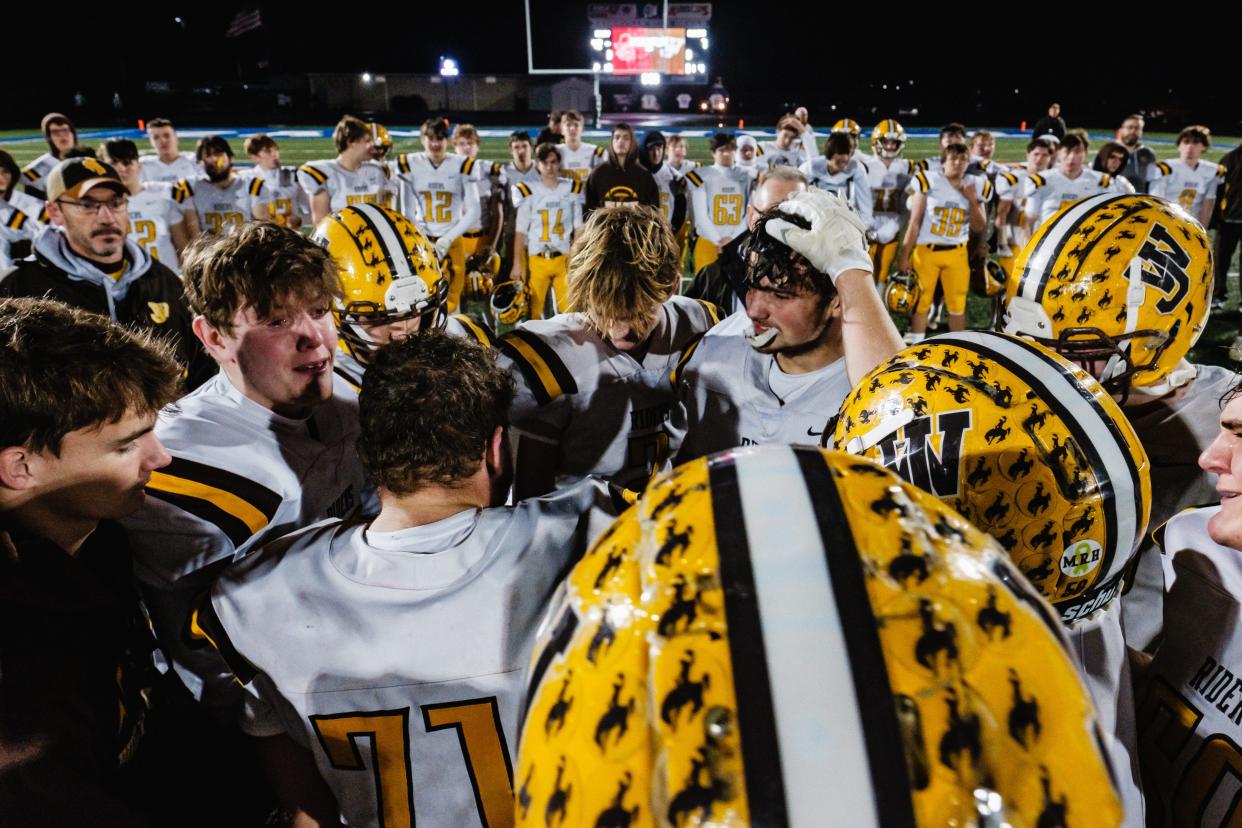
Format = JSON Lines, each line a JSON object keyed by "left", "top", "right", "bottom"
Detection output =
{"left": 21, "top": 166, "right": 40, "bottom": 182}
{"left": 248, "top": 177, "right": 264, "bottom": 196}
{"left": 686, "top": 170, "right": 704, "bottom": 187}
{"left": 5, "top": 210, "right": 27, "bottom": 231}
{"left": 185, "top": 594, "right": 258, "bottom": 685}
{"left": 397, "top": 154, "right": 412, "bottom": 175}
{"left": 571, "top": 180, "right": 584, "bottom": 194}
{"left": 694, "top": 298, "right": 721, "bottom": 327}
{"left": 299, "top": 164, "right": 328, "bottom": 185}
{"left": 452, "top": 313, "right": 495, "bottom": 349}
{"left": 146, "top": 456, "right": 282, "bottom": 548}
{"left": 462, "top": 157, "right": 476, "bottom": 176}
{"left": 669, "top": 332, "right": 706, "bottom": 386}
{"left": 516, "top": 182, "right": 533, "bottom": 198}
{"left": 498, "top": 329, "right": 577, "bottom": 406}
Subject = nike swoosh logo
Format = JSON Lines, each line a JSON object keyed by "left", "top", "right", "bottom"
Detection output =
{"left": 807, "top": 427, "right": 824, "bottom": 437}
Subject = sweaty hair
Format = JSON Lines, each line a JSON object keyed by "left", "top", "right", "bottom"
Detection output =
{"left": 358, "top": 331, "right": 514, "bottom": 493}
{"left": 1061, "top": 130, "right": 1090, "bottom": 153}
{"left": 744, "top": 208, "right": 838, "bottom": 302}
{"left": 1178, "top": 125, "right": 1211, "bottom": 148}
{"left": 535, "top": 142, "right": 561, "bottom": 163}
{"left": 100, "top": 139, "right": 139, "bottom": 165}
{"left": 940, "top": 141, "right": 970, "bottom": 162}
{"left": 453, "top": 124, "right": 480, "bottom": 144}
{"left": 0, "top": 298, "right": 180, "bottom": 456}
{"left": 181, "top": 222, "right": 343, "bottom": 336}
{"left": 567, "top": 205, "right": 681, "bottom": 334}
{"left": 334, "top": 115, "right": 371, "bottom": 152}
{"left": 824, "top": 132, "right": 853, "bottom": 157}
{"left": 244, "top": 134, "right": 278, "bottom": 156}
{"left": 195, "top": 135, "right": 233, "bottom": 162}
{"left": 0, "top": 151, "right": 19, "bottom": 199}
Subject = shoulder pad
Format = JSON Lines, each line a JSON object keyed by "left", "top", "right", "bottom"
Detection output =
{"left": 516, "top": 182, "right": 532, "bottom": 198}
{"left": 172, "top": 180, "right": 193, "bottom": 203}
{"left": 571, "top": 179, "right": 584, "bottom": 194}
{"left": 592, "top": 146, "right": 604, "bottom": 159}
{"left": 451, "top": 313, "right": 495, "bottom": 349}
{"left": 248, "top": 177, "right": 264, "bottom": 196}
{"left": 1030, "top": 173, "right": 1046, "bottom": 188}
{"left": 145, "top": 455, "right": 283, "bottom": 548}
{"left": 1100, "top": 174, "right": 1111, "bottom": 187}
{"left": 982, "top": 178, "right": 994, "bottom": 199}
{"left": 498, "top": 328, "right": 578, "bottom": 406}
{"left": 21, "top": 166, "right": 40, "bottom": 182}
{"left": 5, "top": 209, "right": 28, "bottom": 231}
{"left": 299, "top": 163, "right": 328, "bottom": 185}
{"left": 915, "top": 172, "right": 930, "bottom": 192}
{"left": 398, "top": 154, "right": 412, "bottom": 175}
{"left": 755, "top": 145, "right": 765, "bottom": 156}
{"left": 686, "top": 170, "right": 704, "bottom": 187}
{"left": 670, "top": 332, "right": 707, "bottom": 386}
{"left": 185, "top": 594, "right": 258, "bottom": 685}
{"left": 1000, "top": 171, "right": 1018, "bottom": 186}
{"left": 694, "top": 298, "right": 721, "bottom": 327}
{"left": 1156, "top": 161, "right": 1172, "bottom": 177}
{"left": 462, "top": 157, "right": 476, "bottom": 175}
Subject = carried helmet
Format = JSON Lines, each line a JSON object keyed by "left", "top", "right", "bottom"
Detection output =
{"left": 1000, "top": 193, "right": 1211, "bottom": 397}
{"left": 884, "top": 270, "right": 922, "bottom": 316}
{"left": 490, "top": 280, "right": 528, "bottom": 325}
{"left": 832, "top": 330, "right": 1151, "bottom": 624}
{"left": 518, "top": 445, "right": 1122, "bottom": 827}
{"left": 464, "top": 251, "right": 500, "bottom": 302}
{"left": 312, "top": 203, "right": 448, "bottom": 360}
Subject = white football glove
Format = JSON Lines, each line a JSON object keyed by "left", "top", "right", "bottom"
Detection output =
{"left": 433, "top": 236, "right": 453, "bottom": 260}
{"left": 763, "top": 189, "right": 873, "bottom": 283}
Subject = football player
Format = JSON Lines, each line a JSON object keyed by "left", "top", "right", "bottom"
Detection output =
{"left": 188, "top": 330, "right": 616, "bottom": 828}
{"left": 497, "top": 206, "right": 719, "bottom": 498}
{"left": 640, "top": 130, "right": 681, "bottom": 228}
{"left": 139, "top": 117, "right": 203, "bottom": 185}
{"left": 314, "top": 204, "right": 495, "bottom": 390}
{"left": 498, "top": 131, "right": 540, "bottom": 277}
{"left": 555, "top": 110, "right": 605, "bottom": 183}
{"left": 452, "top": 124, "right": 505, "bottom": 270}
{"left": 243, "top": 134, "right": 307, "bottom": 229}
{"left": 1024, "top": 130, "right": 1124, "bottom": 225}
{"left": 298, "top": 114, "right": 395, "bottom": 226}
{"left": 0, "top": 298, "right": 179, "bottom": 824}
{"left": 863, "top": 119, "right": 914, "bottom": 283}
{"left": 0, "top": 150, "right": 47, "bottom": 247}
{"left": 968, "top": 130, "right": 1003, "bottom": 179}
{"left": 1148, "top": 125, "right": 1223, "bottom": 228}
{"left": 999, "top": 193, "right": 1227, "bottom": 655}
{"left": 510, "top": 143, "right": 584, "bottom": 319}
{"left": 994, "top": 137, "right": 1054, "bottom": 275}
{"left": 686, "top": 132, "right": 754, "bottom": 271}
{"left": 799, "top": 131, "right": 873, "bottom": 227}
{"left": 391, "top": 118, "right": 482, "bottom": 313}
{"left": 1139, "top": 379, "right": 1242, "bottom": 827}
{"left": 666, "top": 133, "right": 700, "bottom": 261}
{"left": 20, "top": 112, "right": 80, "bottom": 199}
{"left": 121, "top": 222, "right": 377, "bottom": 713}
{"left": 897, "top": 141, "right": 989, "bottom": 340}
{"left": 99, "top": 139, "right": 189, "bottom": 272}
{"left": 831, "top": 117, "right": 862, "bottom": 154}
{"left": 912, "top": 123, "right": 968, "bottom": 176}
{"left": 757, "top": 113, "right": 819, "bottom": 171}
{"left": 172, "top": 136, "right": 272, "bottom": 237}
{"left": 676, "top": 189, "right": 901, "bottom": 460}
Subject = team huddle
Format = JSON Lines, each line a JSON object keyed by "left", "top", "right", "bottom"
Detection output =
{"left": 0, "top": 106, "right": 1240, "bottom": 828}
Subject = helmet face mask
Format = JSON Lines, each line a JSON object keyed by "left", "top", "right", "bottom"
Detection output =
{"left": 490, "top": 280, "right": 528, "bottom": 325}
{"left": 884, "top": 270, "right": 922, "bottom": 316}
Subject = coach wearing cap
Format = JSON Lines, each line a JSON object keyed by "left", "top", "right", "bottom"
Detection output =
{"left": 0, "top": 157, "right": 209, "bottom": 388}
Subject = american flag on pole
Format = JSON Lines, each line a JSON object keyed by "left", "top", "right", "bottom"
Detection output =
{"left": 226, "top": 9, "right": 263, "bottom": 38}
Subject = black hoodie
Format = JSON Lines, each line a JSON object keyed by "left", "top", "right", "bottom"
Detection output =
{"left": 584, "top": 132, "right": 659, "bottom": 215}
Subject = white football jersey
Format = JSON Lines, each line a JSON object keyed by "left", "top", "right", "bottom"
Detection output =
{"left": 1138, "top": 506, "right": 1242, "bottom": 828}
{"left": 19, "top": 152, "right": 59, "bottom": 194}
{"left": 863, "top": 156, "right": 914, "bottom": 220}
{"left": 497, "top": 295, "right": 720, "bottom": 491}
{"left": 911, "top": 169, "right": 992, "bottom": 246}
{"left": 127, "top": 183, "right": 183, "bottom": 271}
{"left": 465, "top": 159, "right": 503, "bottom": 231}
{"left": 686, "top": 164, "right": 753, "bottom": 245}
{"left": 1, "top": 191, "right": 47, "bottom": 242}
{"left": 799, "top": 156, "right": 874, "bottom": 228}
{"left": 651, "top": 162, "right": 679, "bottom": 224}
{"left": 556, "top": 142, "right": 605, "bottom": 184}
{"left": 391, "top": 152, "right": 481, "bottom": 240}
{"left": 297, "top": 159, "right": 395, "bottom": 214}
{"left": 675, "top": 332, "right": 850, "bottom": 461}
{"left": 139, "top": 152, "right": 202, "bottom": 185}
{"left": 1025, "top": 168, "right": 1122, "bottom": 224}
{"left": 122, "top": 371, "right": 376, "bottom": 707}
{"left": 499, "top": 161, "right": 540, "bottom": 205}
{"left": 172, "top": 175, "right": 272, "bottom": 235}
{"left": 1149, "top": 158, "right": 1225, "bottom": 216}
{"left": 512, "top": 178, "right": 584, "bottom": 256}
{"left": 756, "top": 141, "right": 806, "bottom": 170}
{"left": 197, "top": 477, "right": 613, "bottom": 828}
{"left": 243, "top": 165, "right": 307, "bottom": 226}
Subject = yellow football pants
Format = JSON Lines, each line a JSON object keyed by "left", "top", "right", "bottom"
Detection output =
{"left": 869, "top": 240, "right": 899, "bottom": 284}
{"left": 693, "top": 236, "right": 721, "bottom": 272}
{"left": 912, "top": 244, "right": 970, "bottom": 315}
{"left": 445, "top": 232, "right": 487, "bottom": 312}
{"left": 527, "top": 253, "right": 569, "bottom": 320}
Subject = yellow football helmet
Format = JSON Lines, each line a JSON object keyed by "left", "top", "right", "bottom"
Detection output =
{"left": 370, "top": 121, "right": 392, "bottom": 160}
{"left": 312, "top": 203, "right": 448, "bottom": 360}
{"left": 464, "top": 251, "right": 500, "bottom": 301}
{"left": 490, "top": 280, "right": 527, "bottom": 325}
{"left": 517, "top": 446, "right": 1121, "bottom": 828}
{"left": 1000, "top": 193, "right": 1212, "bottom": 396}
{"left": 871, "top": 118, "right": 907, "bottom": 159}
{"left": 831, "top": 117, "right": 861, "bottom": 139}
{"left": 884, "top": 270, "right": 922, "bottom": 316}
{"left": 832, "top": 331, "right": 1151, "bottom": 625}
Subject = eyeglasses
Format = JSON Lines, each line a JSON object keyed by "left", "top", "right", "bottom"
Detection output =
{"left": 58, "top": 196, "right": 128, "bottom": 216}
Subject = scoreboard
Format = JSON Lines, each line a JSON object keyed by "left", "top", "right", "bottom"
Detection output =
{"left": 588, "top": 4, "right": 711, "bottom": 84}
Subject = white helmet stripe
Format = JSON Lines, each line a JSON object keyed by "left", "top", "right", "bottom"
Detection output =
{"left": 1019, "top": 192, "right": 1129, "bottom": 304}
{"left": 350, "top": 202, "right": 415, "bottom": 279}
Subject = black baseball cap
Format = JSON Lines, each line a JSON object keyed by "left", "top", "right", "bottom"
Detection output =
{"left": 46, "top": 157, "right": 127, "bottom": 202}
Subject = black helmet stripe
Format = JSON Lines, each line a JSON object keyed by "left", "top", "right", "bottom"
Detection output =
{"left": 348, "top": 202, "right": 408, "bottom": 277}
{"left": 1019, "top": 192, "right": 1129, "bottom": 304}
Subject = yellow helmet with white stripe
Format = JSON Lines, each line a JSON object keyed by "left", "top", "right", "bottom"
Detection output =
{"left": 517, "top": 445, "right": 1123, "bottom": 828}
{"left": 871, "top": 119, "right": 907, "bottom": 158}
{"left": 1000, "top": 193, "right": 1212, "bottom": 396}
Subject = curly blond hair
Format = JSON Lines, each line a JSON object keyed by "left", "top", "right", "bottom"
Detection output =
{"left": 566, "top": 206, "right": 680, "bottom": 335}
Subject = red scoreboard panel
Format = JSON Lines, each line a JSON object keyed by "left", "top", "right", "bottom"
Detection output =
{"left": 609, "top": 27, "right": 688, "bottom": 75}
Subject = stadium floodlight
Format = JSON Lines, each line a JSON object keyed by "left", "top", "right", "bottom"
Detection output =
{"left": 594, "top": 28, "right": 611, "bottom": 38}
{"left": 361, "top": 72, "right": 373, "bottom": 84}
{"left": 687, "top": 27, "right": 707, "bottom": 38}
{"left": 590, "top": 38, "right": 603, "bottom": 51}
{"left": 439, "top": 57, "right": 459, "bottom": 77}
{"left": 640, "top": 72, "right": 661, "bottom": 87}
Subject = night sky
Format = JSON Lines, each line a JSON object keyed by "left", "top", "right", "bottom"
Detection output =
{"left": 7, "top": 4, "right": 1237, "bottom": 132}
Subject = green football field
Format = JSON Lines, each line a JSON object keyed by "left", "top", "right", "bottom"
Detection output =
{"left": 2, "top": 127, "right": 1238, "bottom": 367}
